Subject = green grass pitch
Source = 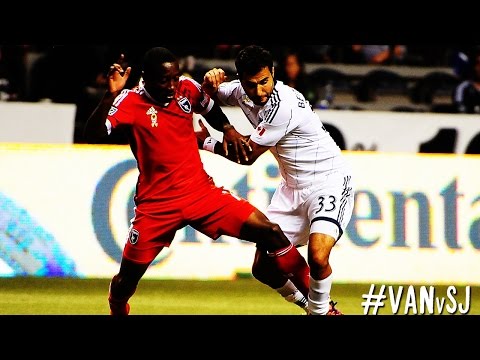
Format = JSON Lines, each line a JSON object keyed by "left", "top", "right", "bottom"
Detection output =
{"left": 0, "top": 277, "right": 477, "bottom": 315}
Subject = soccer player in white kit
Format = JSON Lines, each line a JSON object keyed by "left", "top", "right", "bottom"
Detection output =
{"left": 200, "top": 45, "right": 355, "bottom": 315}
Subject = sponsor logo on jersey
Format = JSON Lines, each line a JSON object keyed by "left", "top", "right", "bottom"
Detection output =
{"left": 147, "top": 106, "right": 158, "bottom": 127}
{"left": 128, "top": 228, "right": 139, "bottom": 245}
{"left": 257, "top": 126, "right": 266, "bottom": 136}
{"left": 177, "top": 97, "right": 192, "bottom": 113}
{"left": 108, "top": 106, "right": 118, "bottom": 116}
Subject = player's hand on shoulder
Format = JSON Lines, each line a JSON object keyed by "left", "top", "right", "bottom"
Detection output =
{"left": 202, "top": 68, "right": 226, "bottom": 96}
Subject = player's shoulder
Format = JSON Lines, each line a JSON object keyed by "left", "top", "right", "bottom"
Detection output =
{"left": 275, "top": 80, "right": 298, "bottom": 97}
{"left": 219, "top": 79, "right": 242, "bottom": 91}
{"left": 271, "top": 81, "right": 299, "bottom": 107}
{"left": 117, "top": 87, "right": 143, "bottom": 99}
{"left": 111, "top": 88, "right": 140, "bottom": 108}
{"left": 179, "top": 75, "right": 202, "bottom": 91}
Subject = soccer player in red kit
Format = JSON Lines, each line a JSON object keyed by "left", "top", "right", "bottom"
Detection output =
{"left": 84, "top": 47, "right": 310, "bottom": 315}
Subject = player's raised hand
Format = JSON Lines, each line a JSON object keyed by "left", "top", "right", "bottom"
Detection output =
{"left": 202, "top": 68, "right": 227, "bottom": 96}
{"left": 107, "top": 54, "right": 132, "bottom": 94}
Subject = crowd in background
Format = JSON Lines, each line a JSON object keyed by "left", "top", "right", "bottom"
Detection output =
{"left": 1, "top": 44, "right": 479, "bottom": 144}
{"left": 0, "top": 44, "right": 471, "bottom": 102}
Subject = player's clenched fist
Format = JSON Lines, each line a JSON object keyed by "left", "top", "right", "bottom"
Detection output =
{"left": 202, "top": 68, "right": 226, "bottom": 96}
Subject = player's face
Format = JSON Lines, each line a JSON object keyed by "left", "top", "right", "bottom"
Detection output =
{"left": 144, "top": 61, "right": 181, "bottom": 105}
{"left": 240, "top": 66, "right": 274, "bottom": 106}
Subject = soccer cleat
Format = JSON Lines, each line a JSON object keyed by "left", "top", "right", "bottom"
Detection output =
{"left": 109, "top": 301, "right": 130, "bottom": 316}
{"left": 326, "top": 300, "right": 343, "bottom": 315}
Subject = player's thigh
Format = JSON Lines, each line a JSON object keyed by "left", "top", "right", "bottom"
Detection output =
{"left": 307, "top": 172, "right": 354, "bottom": 241}
{"left": 266, "top": 185, "right": 309, "bottom": 246}
{"left": 190, "top": 188, "right": 255, "bottom": 240}
{"left": 123, "top": 208, "right": 180, "bottom": 264}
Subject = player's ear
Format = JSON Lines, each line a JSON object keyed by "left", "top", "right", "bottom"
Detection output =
{"left": 271, "top": 66, "right": 275, "bottom": 79}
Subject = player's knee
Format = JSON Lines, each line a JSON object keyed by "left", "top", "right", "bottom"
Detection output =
{"left": 252, "top": 251, "right": 265, "bottom": 280}
{"left": 242, "top": 212, "right": 288, "bottom": 248}
{"left": 309, "top": 252, "right": 329, "bottom": 271}
{"left": 252, "top": 260, "right": 286, "bottom": 288}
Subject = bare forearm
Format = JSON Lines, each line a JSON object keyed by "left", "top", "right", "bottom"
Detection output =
{"left": 83, "top": 90, "right": 118, "bottom": 143}
{"left": 203, "top": 102, "right": 231, "bottom": 133}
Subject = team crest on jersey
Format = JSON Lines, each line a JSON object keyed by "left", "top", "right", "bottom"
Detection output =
{"left": 128, "top": 228, "right": 139, "bottom": 245}
{"left": 177, "top": 97, "right": 192, "bottom": 113}
{"left": 108, "top": 106, "right": 118, "bottom": 116}
{"left": 146, "top": 106, "right": 158, "bottom": 127}
{"left": 241, "top": 94, "right": 254, "bottom": 107}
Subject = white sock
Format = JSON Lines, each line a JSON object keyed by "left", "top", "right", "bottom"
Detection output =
{"left": 275, "top": 279, "right": 297, "bottom": 297}
{"left": 308, "top": 273, "right": 333, "bottom": 315}
{"left": 276, "top": 280, "right": 308, "bottom": 310}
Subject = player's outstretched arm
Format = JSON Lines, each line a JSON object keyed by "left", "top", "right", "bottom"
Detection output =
{"left": 202, "top": 103, "right": 251, "bottom": 163}
{"left": 84, "top": 54, "right": 131, "bottom": 143}
{"left": 196, "top": 119, "right": 268, "bottom": 165}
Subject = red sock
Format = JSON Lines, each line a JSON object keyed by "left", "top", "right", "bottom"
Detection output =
{"left": 269, "top": 244, "right": 310, "bottom": 298}
{"left": 109, "top": 298, "right": 130, "bottom": 316}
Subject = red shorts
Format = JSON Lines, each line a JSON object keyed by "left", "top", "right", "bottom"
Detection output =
{"left": 122, "top": 183, "right": 255, "bottom": 264}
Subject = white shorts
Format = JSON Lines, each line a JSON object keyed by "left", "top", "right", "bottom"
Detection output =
{"left": 266, "top": 170, "right": 354, "bottom": 247}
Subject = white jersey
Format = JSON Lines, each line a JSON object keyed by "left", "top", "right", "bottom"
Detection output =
{"left": 216, "top": 79, "right": 349, "bottom": 189}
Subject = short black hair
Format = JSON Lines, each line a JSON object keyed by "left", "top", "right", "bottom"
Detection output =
{"left": 235, "top": 45, "right": 273, "bottom": 79}
{"left": 142, "top": 47, "right": 177, "bottom": 78}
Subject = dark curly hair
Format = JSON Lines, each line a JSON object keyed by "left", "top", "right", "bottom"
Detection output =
{"left": 235, "top": 45, "right": 273, "bottom": 80}
{"left": 142, "top": 47, "right": 177, "bottom": 80}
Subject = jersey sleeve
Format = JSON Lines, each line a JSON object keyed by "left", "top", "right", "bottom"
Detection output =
{"left": 106, "top": 89, "right": 136, "bottom": 131}
{"left": 181, "top": 76, "right": 214, "bottom": 115}
{"left": 250, "top": 101, "right": 295, "bottom": 147}
{"left": 216, "top": 80, "right": 243, "bottom": 106}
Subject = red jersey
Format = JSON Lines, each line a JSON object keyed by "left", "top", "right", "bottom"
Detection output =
{"left": 106, "top": 76, "right": 214, "bottom": 206}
